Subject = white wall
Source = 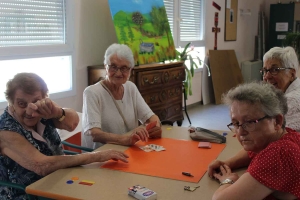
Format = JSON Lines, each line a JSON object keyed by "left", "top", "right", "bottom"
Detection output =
{"left": 0, "top": 0, "right": 266, "bottom": 113}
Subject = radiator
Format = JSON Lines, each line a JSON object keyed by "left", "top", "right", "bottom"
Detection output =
{"left": 241, "top": 60, "right": 263, "bottom": 82}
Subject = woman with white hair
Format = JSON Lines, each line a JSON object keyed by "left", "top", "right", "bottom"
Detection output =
{"left": 82, "top": 43, "right": 161, "bottom": 149}
{"left": 262, "top": 46, "right": 300, "bottom": 132}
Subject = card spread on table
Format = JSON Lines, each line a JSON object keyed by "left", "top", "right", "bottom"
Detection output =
{"left": 139, "top": 144, "right": 166, "bottom": 152}
{"left": 146, "top": 121, "right": 157, "bottom": 130}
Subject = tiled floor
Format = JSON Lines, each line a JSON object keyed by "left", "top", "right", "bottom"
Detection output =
{"left": 178, "top": 103, "right": 231, "bottom": 131}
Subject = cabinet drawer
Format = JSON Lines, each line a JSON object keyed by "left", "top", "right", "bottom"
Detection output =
{"left": 137, "top": 66, "right": 185, "bottom": 91}
{"left": 141, "top": 85, "right": 182, "bottom": 106}
{"left": 152, "top": 102, "right": 182, "bottom": 121}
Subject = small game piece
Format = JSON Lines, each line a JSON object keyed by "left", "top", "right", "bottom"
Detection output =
{"left": 66, "top": 180, "right": 74, "bottom": 184}
{"left": 128, "top": 185, "right": 157, "bottom": 200}
{"left": 182, "top": 172, "right": 194, "bottom": 177}
{"left": 184, "top": 186, "right": 200, "bottom": 192}
{"left": 71, "top": 176, "right": 79, "bottom": 181}
{"left": 146, "top": 121, "right": 157, "bottom": 131}
{"left": 198, "top": 142, "right": 212, "bottom": 149}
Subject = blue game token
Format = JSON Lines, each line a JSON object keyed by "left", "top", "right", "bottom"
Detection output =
{"left": 222, "top": 132, "right": 227, "bottom": 136}
{"left": 66, "top": 180, "right": 74, "bottom": 184}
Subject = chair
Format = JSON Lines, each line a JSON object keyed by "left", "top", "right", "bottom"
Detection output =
{"left": 57, "top": 112, "right": 93, "bottom": 154}
{"left": 0, "top": 180, "right": 53, "bottom": 200}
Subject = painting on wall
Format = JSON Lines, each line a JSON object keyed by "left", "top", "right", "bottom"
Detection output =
{"left": 108, "top": 0, "right": 176, "bottom": 65}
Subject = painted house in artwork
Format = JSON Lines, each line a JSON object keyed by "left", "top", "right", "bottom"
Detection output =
{"left": 108, "top": 0, "right": 176, "bottom": 65}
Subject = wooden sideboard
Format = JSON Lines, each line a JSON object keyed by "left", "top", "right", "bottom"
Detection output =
{"left": 87, "top": 62, "right": 185, "bottom": 125}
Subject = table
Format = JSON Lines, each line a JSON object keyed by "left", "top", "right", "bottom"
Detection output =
{"left": 26, "top": 126, "right": 244, "bottom": 200}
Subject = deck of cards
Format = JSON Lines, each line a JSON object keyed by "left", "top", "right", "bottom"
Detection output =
{"left": 139, "top": 144, "right": 166, "bottom": 152}
{"left": 198, "top": 142, "right": 212, "bottom": 149}
{"left": 128, "top": 185, "right": 157, "bottom": 200}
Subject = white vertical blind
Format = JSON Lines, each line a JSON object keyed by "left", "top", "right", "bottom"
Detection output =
{"left": 163, "top": 0, "right": 204, "bottom": 46}
{"left": 180, "top": 0, "right": 203, "bottom": 41}
{"left": 0, "top": 0, "right": 66, "bottom": 47}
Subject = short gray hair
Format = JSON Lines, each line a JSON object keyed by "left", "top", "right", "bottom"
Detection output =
{"left": 222, "top": 82, "right": 288, "bottom": 127}
{"left": 263, "top": 46, "right": 299, "bottom": 73}
{"left": 104, "top": 43, "right": 135, "bottom": 68}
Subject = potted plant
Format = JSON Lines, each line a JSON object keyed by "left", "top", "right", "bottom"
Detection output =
{"left": 282, "top": 32, "right": 300, "bottom": 59}
{"left": 176, "top": 42, "right": 210, "bottom": 100}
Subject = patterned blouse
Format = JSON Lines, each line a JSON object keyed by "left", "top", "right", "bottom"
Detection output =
{"left": 247, "top": 128, "right": 300, "bottom": 200}
{"left": 0, "top": 107, "right": 64, "bottom": 200}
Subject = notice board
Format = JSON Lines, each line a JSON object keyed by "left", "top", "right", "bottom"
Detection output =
{"left": 209, "top": 50, "right": 244, "bottom": 104}
{"left": 225, "top": 0, "right": 238, "bottom": 41}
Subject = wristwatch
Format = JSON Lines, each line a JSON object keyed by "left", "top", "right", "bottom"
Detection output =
{"left": 57, "top": 108, "right": 66, "bottom": 122}
{"left": 219, "top": 178, "right": 234, "bottom": 186}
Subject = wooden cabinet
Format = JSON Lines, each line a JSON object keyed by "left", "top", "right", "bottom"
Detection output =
{"left": 87, "top": 62, "right": 185, "bottom": 125}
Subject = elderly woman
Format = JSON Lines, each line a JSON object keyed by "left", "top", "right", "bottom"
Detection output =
{"left": 208, "top": 82, "right": 300, "bottom": 200}
{"left": 0, "top": 73, "right": 128, "bottom": 199}
{"left": 82, "top": 43, "right": 162, "bottom": 149}
{"left": 262, "top": 46, "right": 300, "bottom": 131}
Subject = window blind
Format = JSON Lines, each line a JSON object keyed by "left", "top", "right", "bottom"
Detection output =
{"left": 180, "top": 0, "right": 203, "bottom": 41}
{"left": 0, "top": 0, "right": 66, "bottom": 47}
{"left": 164, "top": 0, "right": 204, "bottom": 43}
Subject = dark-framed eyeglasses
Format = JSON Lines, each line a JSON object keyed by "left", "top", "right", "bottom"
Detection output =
{"left": 107, "top": 65, "right": 131, "bottom": 73}
{"left": 260, "top": 67, "right": 292, "bottom": 76}
{"left": 227, "top": 115, "right": 270, "bottom": 132}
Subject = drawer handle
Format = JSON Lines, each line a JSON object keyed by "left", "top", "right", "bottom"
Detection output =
{"left": 173, "top": 72, "right": 183, "bottom": 80}
{"left": 164, "top": 73, "right": 169, "bottom": 82}
{"left": 150, "top": 96, "right": 155, "bottom": 103}
{"left": 144, "top": 76, "right": 159, "bottom": 84}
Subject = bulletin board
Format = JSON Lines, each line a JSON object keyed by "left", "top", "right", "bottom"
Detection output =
{"left": 225, "top": 0, "right": 238, "bottom": 41}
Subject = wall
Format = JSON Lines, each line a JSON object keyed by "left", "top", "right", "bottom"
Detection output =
{"left": 0, "top": 0, "right": 266, "bottom": 113}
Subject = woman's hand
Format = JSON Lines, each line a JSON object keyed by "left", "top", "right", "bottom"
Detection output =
{"left": 148, "top": 126, "right": 162, "bottom": 139}
{"left": 93, "top": 149, "right": 129, "bottom": 163}
{"left": 26, "top": 98, "right": 62, "bottom": 119}
{"left": 129, "top": 126, "right": 149, "bottom": 145}
{"left": 213, "top": 164, "right": 239, "bottom": 183}
{"left": 208, "top": 159, "right": 226, "bottom": 178}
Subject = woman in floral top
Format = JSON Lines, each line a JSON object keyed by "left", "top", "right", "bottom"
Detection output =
{"left": 0, "top": 73, "right": 129, "bottom": 199}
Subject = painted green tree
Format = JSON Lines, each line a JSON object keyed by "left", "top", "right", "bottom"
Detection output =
{"left": 119, "top": 25, "right": 128, "bottom": 43}
{"left": 132, "top": 12, "right": 144, "bottom": 31}
{"left": 126, "top": 17, "right": 134, "bottom": 42}
{"left": 150, "top": 6, "right": 171, "bottom": 47}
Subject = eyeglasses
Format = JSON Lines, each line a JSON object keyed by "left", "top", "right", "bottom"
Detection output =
{"left": 107, "top": 65, "right": 131, "bottom": 73}
{"left": 227, "top": 115, "right": 270, "bottom": 132}
{"left": 260, "top": 67, "right": 292, "bottom": 76}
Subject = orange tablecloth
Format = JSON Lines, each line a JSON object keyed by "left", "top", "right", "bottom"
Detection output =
{"left": 102, "top": 138, "right": 226, "bottom": 183}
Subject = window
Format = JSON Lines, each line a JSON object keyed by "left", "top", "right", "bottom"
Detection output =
{"left": 0, "top": 0, "right": 74, "bottom": 109}
{"left": 163, "top": 0, "right": 205, "bottom": 47}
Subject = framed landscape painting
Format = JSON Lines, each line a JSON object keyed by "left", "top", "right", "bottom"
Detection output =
{"left": 108, "top": 0, "right": 176, "bottom": 65}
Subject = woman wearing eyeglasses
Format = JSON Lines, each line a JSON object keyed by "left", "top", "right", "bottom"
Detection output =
{"left": 261, "top": 46, "right": 300, "bottom": 132}
{"left": 208, "top": 82, "right": 300, "bottom": 200}
{"left": 82, "top": 43, "right": 161, "bottom": 149}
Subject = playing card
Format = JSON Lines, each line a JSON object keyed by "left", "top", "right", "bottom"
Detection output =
{"left": 139, "top": 145, "right": 153, "bottom": 152}
{"left": 198, "top": 142, "right": 212, "bottom": 149}
{"left": 146, "top": 121, "right": 157, "bottom": 131}
{"left": 149, "top": 144, "right": 166, "bottom": 152}
{"left": 139, "top": 144, "right": 166, "bottom": 152}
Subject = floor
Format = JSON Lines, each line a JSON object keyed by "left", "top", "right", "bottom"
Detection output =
{"left": 178, "top": 103, "right": 231, "bottom": 131}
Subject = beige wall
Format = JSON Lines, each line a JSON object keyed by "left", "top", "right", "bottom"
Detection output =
{"left": 0, "top": 0, "right": 266, "bottom": 113}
